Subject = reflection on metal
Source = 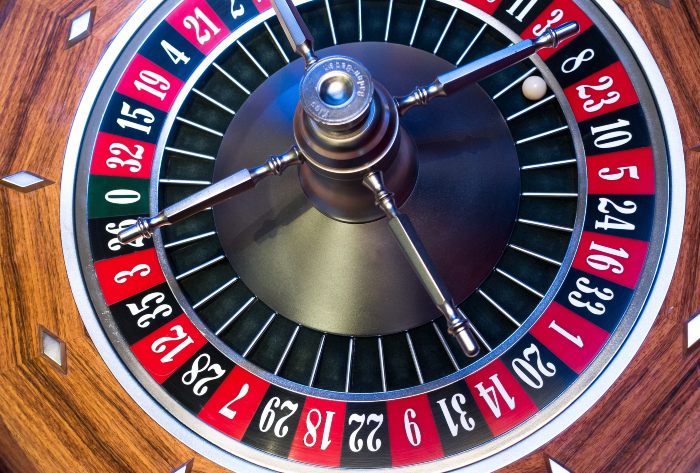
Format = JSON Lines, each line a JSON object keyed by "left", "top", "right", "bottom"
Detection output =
{"left": 214, "top": 43, "right": 520, "bottom": 336}
{"left": 521, "top": 158, "right": 577, "bottom": 171}
{"left": 521, "top": 192, "right": 578, "bottom": 198}
{"left": 496, "top": 268, "right": 545, "bottom": 299}
{"left": 396, "top": 23, "right": 579, "bottom": 115}
{"left": 175, "top": 255, "right": 226, "bottom": 281}
{"left": 264, "top": 22, "right": 290, "bottom": 63}
{"left": 175, "top": 117, "right": 224, "bottom": 137}
{"left": 192, "top": 89, "right": 236, "bottom": 115}
{"left": 119, "top": 148, "right": 302, "bottom": 244}
{"left": 271, "top": 0, "right": 318, "bottom": 66}
{"left": 409, "top": 0, "right": 426, "bottom": 46}
{"left": 164, "top": 231, "right": 217, "bottom": 250}
{"left": 493, "top": 67, "right": 536, "bottom": 99}
{"left": 518, "top": 218, "right": 574, "bottom": 233}
{"left": 364, "top": 171, "right": 479, "bottom": 356}
{"left": 384, "top": 0, "right": 394, "bottom": 41}
{"left": 478, "top": 289, "right": 521, "bottom": 327}
{"left": 309, "top": 334, "right": 326, "bottom": 387}
{"left": 159, "top": 179, "right": 211, "bottom": 186}
{"left": 507, "top": 94, "right": 556, "bottom": 121}
{"left": 345, "top": 338, "right": 354, "bottom": 392}
{"left": 434, "top": 9, "right": 457, "bottom": 54}
{"left": 405, "top": 332, "right": 425, "bottom": 383}
{"left": 216, "top": 296, "right": 257, "bottom": 336}
{"left": 192, "top": 277, "right": 239, "bottom": 310}
{"left": 433, "top": 321, "right": 460, "bottom": 370}
{"left": 237, "top": 40, "right": 269, "bottom": 77}
{"left": 213, "top": 63, "right": 251, "bottom": 95}
{"left": 516, "top": 125, "right": 570, "bottom": 145}
{"left": 164, "top": 147, "right": 216, "bottom": 161}
{"left": 457, "top": 24, "right": 487, "bottom": 66}
{"left": 357, "top": 0, "right": 363, "bottom": 41}
{"left": 243, "top": 312, "right": 277, "bottom": 357}
{"left": 378, "top": 337, "right": 387, "bottom": 392}
{"left": 275, "top": 325, "right": 300, "bottom": 374}
{"left": 324, "top": 0, "right": 338, "bottom": 45}
{"left": 509, "top": 244, "right": 563, "bottom": 267}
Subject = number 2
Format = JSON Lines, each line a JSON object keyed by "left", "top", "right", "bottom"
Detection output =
{"left": 230, "top": 0, "right": 245, "bottom": 19}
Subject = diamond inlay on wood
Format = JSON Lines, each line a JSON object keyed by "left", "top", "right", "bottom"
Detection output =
{"left": 0, "top": 171, "right": 52, "bottom": 193}
{"left": 65, "top": 7, "right": 96, "bottom": 49}
{"left": 547, "top": 457, "right": 572, "bottom": 473}
{"left": 687, "top": 312, "right": 700, "bottom": 353}
{"left": 39, "top": 326, "right": 67, "bottom": 374}
{"left": 171, "top": 459, "right": 194, "bottom": 473}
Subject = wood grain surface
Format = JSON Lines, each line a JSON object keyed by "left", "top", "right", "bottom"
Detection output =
{"left": 0, "top": 0, "right": 697, "bottom": 472}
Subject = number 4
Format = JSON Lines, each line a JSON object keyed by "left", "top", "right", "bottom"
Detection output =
{"left": 161, "top": 40, "right": 190, "bottom": 65}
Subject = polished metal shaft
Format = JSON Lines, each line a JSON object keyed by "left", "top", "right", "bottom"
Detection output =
{"left": 363, "top": 171, "right": 480, "bottom": 357}
{"left": 118, "top": 147, "right": 303, "bottom": 244}
{"left": 271, "top": 0, "right": 318, "bottom": 67}
{"left": 395, "top": 21, "right": 580, "bottom": 114}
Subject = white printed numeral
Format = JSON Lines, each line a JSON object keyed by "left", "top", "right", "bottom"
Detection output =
{"left": 218, "top": 383, "right": 250, "bottom": 420}
{"left": 304, "top": 409, "right": 334, "bottom": 450}
{"left": 259, "top": 397, "right": 299, "bottom": 438}
{"left": 475, "top": 375, "right": 515, "bottom": 418}
{"left": 506, "top": 0, "right": 539, "bottom": 22}
{"left": 348, "top": 413, "right": 383, "bottom": 453}
{"left": 436, "top": 393, "right": 475, "bottom": 437}
{"left": 151, "top": 325, "right": 194, "bottom": 363}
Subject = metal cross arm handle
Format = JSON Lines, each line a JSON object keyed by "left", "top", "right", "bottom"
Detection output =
{"left": 271, "top": 0, "right": 318, "bottom": 67}
{"left": 363, "top": 172, "right": 480, "bottom": 357}
{"left": 118, "top": 147, "right": 303, "bottom": 244}
{"left": 395, "top": 21, "right": 580, "bottom": 114}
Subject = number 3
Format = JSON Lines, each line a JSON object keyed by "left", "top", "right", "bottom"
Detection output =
{"left": 532, "top": 9, "right": 564, "bottom": 36}
{"left": 114, "top": 263, "right": 151, "bottom": 283}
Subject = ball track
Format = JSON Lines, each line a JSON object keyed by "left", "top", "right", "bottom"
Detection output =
{"left": 157, "top": 0, "right": 580, "bottom": 393}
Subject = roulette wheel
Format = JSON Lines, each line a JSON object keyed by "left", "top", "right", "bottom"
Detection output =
{"left": 0, "top": 0, "right": 698, "bottom": 471}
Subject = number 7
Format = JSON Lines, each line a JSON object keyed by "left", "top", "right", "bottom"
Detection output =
{"left": 218, "top": 383, "right": 250, "bottom": 420}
